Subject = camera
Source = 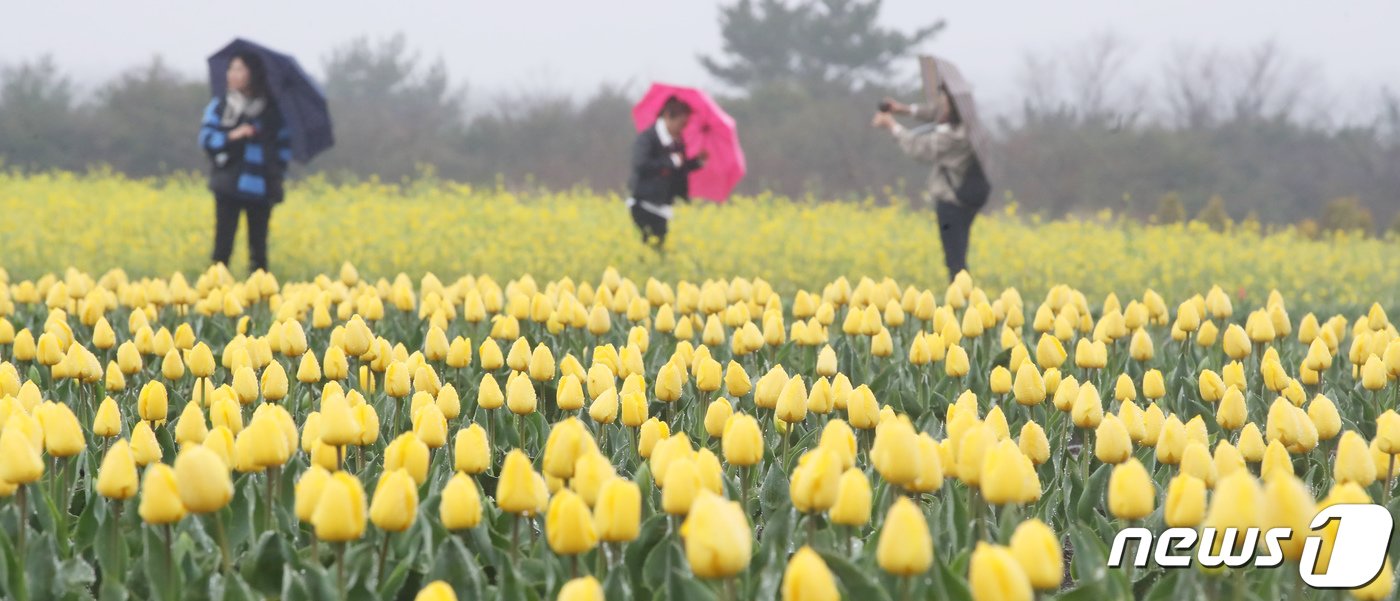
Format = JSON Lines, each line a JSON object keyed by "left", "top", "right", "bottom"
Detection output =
{"left": 878, "top": 101, "right": 893, "bottom": 113}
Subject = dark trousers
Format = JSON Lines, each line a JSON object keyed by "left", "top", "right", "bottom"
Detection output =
{"left": 630, "top": 204, "right": 669, "bottom": 248}
{"left": 936, "top": 200, "right": 976, "bottom": 281}
{"left": 212, "top": 194, "right": 273, "bottom": 273}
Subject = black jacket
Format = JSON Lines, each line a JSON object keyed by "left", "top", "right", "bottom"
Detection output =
{"left": 628, "top": 126, "right": 703, "bottom": 205}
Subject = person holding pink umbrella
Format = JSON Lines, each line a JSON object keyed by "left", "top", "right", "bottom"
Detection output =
{"left": 626, "top": 96, "right": 709, "bottom": 250}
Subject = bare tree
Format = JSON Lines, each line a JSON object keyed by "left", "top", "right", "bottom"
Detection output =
{"left": 1062, "top": 33, "right": 1144, "bottom": 127}
{"left": 1162, "top": 44, "right": 1225, "bottom": 129}
{"left": 1227, "top": 40, "right": 1308, "bottom": 123}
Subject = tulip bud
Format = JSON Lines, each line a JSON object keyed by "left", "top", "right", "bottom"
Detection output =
{"left": 557, "top": 577, "right": 603, "bottom": 601}
{"left": 39, "top": 402, "right": 85, "bottom": 457}
{"left": 95, "top": 439, "right": 139, "bottom": 500}
{"left": 1009, "top": 519, "right": 1062, "bottom": 590}
{"left": 782, "top": 547, "right": 839, "bottom": 601}
{"left": 877, "top": 497, "right": 933, "bottom": 576}
{"left": 138, "top": 463, "right": 186, "bottom": 525}
{"left": 454, "top": 424, "right": 491, "bottom": 475}
{"left": 1334, "top": 431, "right": 1377, "bottom": 487}
{"left": 679, "top": 491, "right": 751, "bottom": 579}
{"left": 829, "top": 468, "right": 872, "bottom": 527}
{"left": 295, "top": 465, "right": 331, "bottom": 523}
{"left": 384, "top": 433, "right": 430, "bottom": 485}
{"left": 138, "top": 380, "right": 169, "bottom": 423}
{"left": 1108, "top": 458, "right": 1154, "bottom": 520}
{"left": 370, "top": 468, "right": 419, "bottom": 532}
{"left": 546, "top": 489, "right": 598, "bottom": 555}
{"left": 790, "top": 447, "right": 841, "bottom": 513}
{"left": 497, "top": 449, "right": 541, "bottom": 515}
{"left": 0, "top": 422, "right": 47, "bottom": 484}
{"left": 506, "top": 372, "right": 537, "bottom": 416}
{"left": 980, "top": 439, "right": 1035, "bottom": 505}
{"left": 313, "top": 471, "right": 368, "bottom": 542}
{"left": 872, "top": 418, "right": 922, "bottom": 487}
{"left": 594, "top": 478, "right": 641, "bottom": 542}
{"left": 174, "top": 445, "right": 233, "bottom": 514}
{"left": 439, "top": 472, "right": 483, "bottom": 530}
{"left": 1094, "top": 414, "right": 1132, "bottom": 464}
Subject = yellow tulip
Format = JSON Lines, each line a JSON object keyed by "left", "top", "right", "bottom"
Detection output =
{"left": 173, "top": 445, "right": 233, "bottom": 514}
{"left": 138, "top": 463, "right": 186, "bottom": 525}
{"left": 877, "top": 496, "right": 933, "bottom": 576}
{"left": 440, "top": 472, "right": 483, "bottom": 530}
{"left": 313, "top": 471, "right": 368, "bottom": 542}
{"left": 369, "top": 468, "right": 419, "bottom": 532}
{"left": 969, "top": 542, "right": 1031, "bottom": 601}
{"left": 1108, "top": 458, "right": 1154, "bottom": 520}
{"left": 680, "top": 491, "right": 752, "bottom": 579}
{"left": 782, "top": 546, "right": 839, "bottom": 601}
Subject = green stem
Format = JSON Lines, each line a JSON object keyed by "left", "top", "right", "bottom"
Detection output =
{"left": 377, "top": 532, "right": 391, "bottom": 583}
{"left": 212, "top": 512, "right": 233, "bottom": 574}
{"left": 336, "top": 543, "right": 347, "bottom": 601}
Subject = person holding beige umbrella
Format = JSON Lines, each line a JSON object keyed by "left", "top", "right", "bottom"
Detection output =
{"left": 873, "top": 55, "right": 993, "bottom": 282}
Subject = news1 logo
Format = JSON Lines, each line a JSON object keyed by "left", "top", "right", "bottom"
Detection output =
{"left": 1107, "top": 504, "right": 1394, "bottom": 589}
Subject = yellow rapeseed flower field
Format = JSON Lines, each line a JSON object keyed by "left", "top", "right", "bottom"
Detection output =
{"left": 2, "top": 170, "right": 1396, "bottom": 309}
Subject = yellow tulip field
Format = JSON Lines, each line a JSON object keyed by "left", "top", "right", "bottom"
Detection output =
{"left": 0, "top": 171, "right": 1399, "bottom": 600}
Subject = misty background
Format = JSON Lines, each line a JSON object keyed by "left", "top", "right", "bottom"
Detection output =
{"left": 2, "top": 0, "right": 1398, "bottom": 230}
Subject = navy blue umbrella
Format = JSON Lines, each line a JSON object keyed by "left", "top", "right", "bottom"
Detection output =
{"left": 208, "top": 38, "right": 333, "bottom": 163}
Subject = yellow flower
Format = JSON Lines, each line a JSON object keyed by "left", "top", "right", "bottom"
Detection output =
{"left": 369, "top": 468, "right": 419, "bottom": 532}
{"left": 313, "top": 471, "right": 367, "bottom": 542}
{"left": 776, "top": 375, "right": 808, "bottom": 424}
{"left": 722, "top": 413, "right": 764, "bottom": 467}
{"left": 1108, "top": 458, "right": 1154, "bottom": 520}
{"left": 872, "top": 418, "right": 922, "bottom": 487}
{"left": 969, "top": 542, "right": 1032, "bottom": 601}
{"left": 680, "top": 491, "right": 752, "bottom": 579}
{"left": 877, "top": 496, "right": 933, "bottom": 576}
{"left": 1094, "top": 414, "right": 1132, "bottom": 464}
{"left": 1018, "top": 422, "right": 1050, "bottom": 465}
{"left": 454, "top": 424, "right": 491, "bottom": 475}
{"left": 1008, "top": 519, "right": 1062, "bottom": 590}
{"left": 295, "top": 465, "right": 331, "bottom": 523}
{"left": 497, "top": 449, "right": 543, "bottom": 515}
{"left": 1261, "top": 473, "right": 1315, "bottom": 561}
{"left": 384, "top": 432, "right": 431, "bottom": 485}
{"left": 546, "top": 489, "right": 598, "bottom": 555}
{"left": 594, "top": 479, "right": 641, "bottom": 542}
{"left": 95, "top": 439, "right": 139, "bottom": 500}
{"left": 506, "top": 372, "right": 537, "bottom": 415}
{"left": 138, "top": 463, "right": 186, "bottom": 525}
{"left": 790, "top": 447, "right": 841, "bottom": 513}
{"left": 638, "top": 418, "right": 669, "bottom": 458}
{"left": 440, "top": 472, "right": 483, "bottom": 530}
{"left": 173, "top": 445, "right": 233, "bottom": 514}
{"left": 1334, "top": 431, "right": 1377, "bottom": 487}
{"left": 782, "top": 547, "right": 839, "bottom": 601}
{"left": 137, "top": 380, "right": 169, "bottom": 423}
{"left": 1164, "top": 474, "right": 1207, "bottom": 527}
{"left": 557, "top": 577, "right": 603, "bottom": 601}
{"left": 1012, "top": 362, "right": 1045, "bottom": 406}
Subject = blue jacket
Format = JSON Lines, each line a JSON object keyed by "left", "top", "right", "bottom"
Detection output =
{"left": 199, "top": 97, "right": 292, "bottom": 204}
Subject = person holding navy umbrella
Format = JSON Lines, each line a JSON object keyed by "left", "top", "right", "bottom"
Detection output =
{"left": 202, "top": 39, "right": 333, "bottom": 274}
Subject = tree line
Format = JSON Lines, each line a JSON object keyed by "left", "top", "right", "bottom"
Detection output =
{"left": 2, "top": 0, "right": 1397, "bottom": 232}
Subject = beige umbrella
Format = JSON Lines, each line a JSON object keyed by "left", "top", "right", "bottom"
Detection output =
{"left": 918, "top": 55, "right": 996, "bottom": 186}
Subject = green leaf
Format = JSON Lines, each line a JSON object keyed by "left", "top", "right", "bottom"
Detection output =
{"left": 26, "top": 534, "right": 60, "bottom": 601}
{"left": 1068, "top": 524, "right": 1111, "bottom": 591}
{"left": 1075, "top": 463, "right": 1111, "bottom": 523}
{"left": 816, "top": 550, "right": 892, "bottom": 601}
{"left": 625, "top": 515, "right": 668, "bottom": 586}
{"left": 55, "top": 555, "right": 97, "bottom": 598}
{"left": 426, "top": 536, "right": 485, "bottom": 600}
{"left": 759, "top": 463, "right": 790, "bottom": 519}
{"left": 602, "top": 566, "right": 632, "bottom": 600}
{"left": 936, "top": 557, "right": 974, "bottom": 601}
{"left": 643, "top": 536, "right": 683, "bottom": 592}
{"left": 240, "top": 530, "right": 291, "bottom": 596}
{"left": 664, "top": 571, "right": 718, "bottom": 601}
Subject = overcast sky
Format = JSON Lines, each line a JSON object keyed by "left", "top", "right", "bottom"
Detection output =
{"left": 5, "top": 1, "right": 1398, "bottom": 116}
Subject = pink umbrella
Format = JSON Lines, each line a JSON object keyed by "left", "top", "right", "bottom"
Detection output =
{"left": 631, "top": 83, "right": 746, "bottom": 203}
